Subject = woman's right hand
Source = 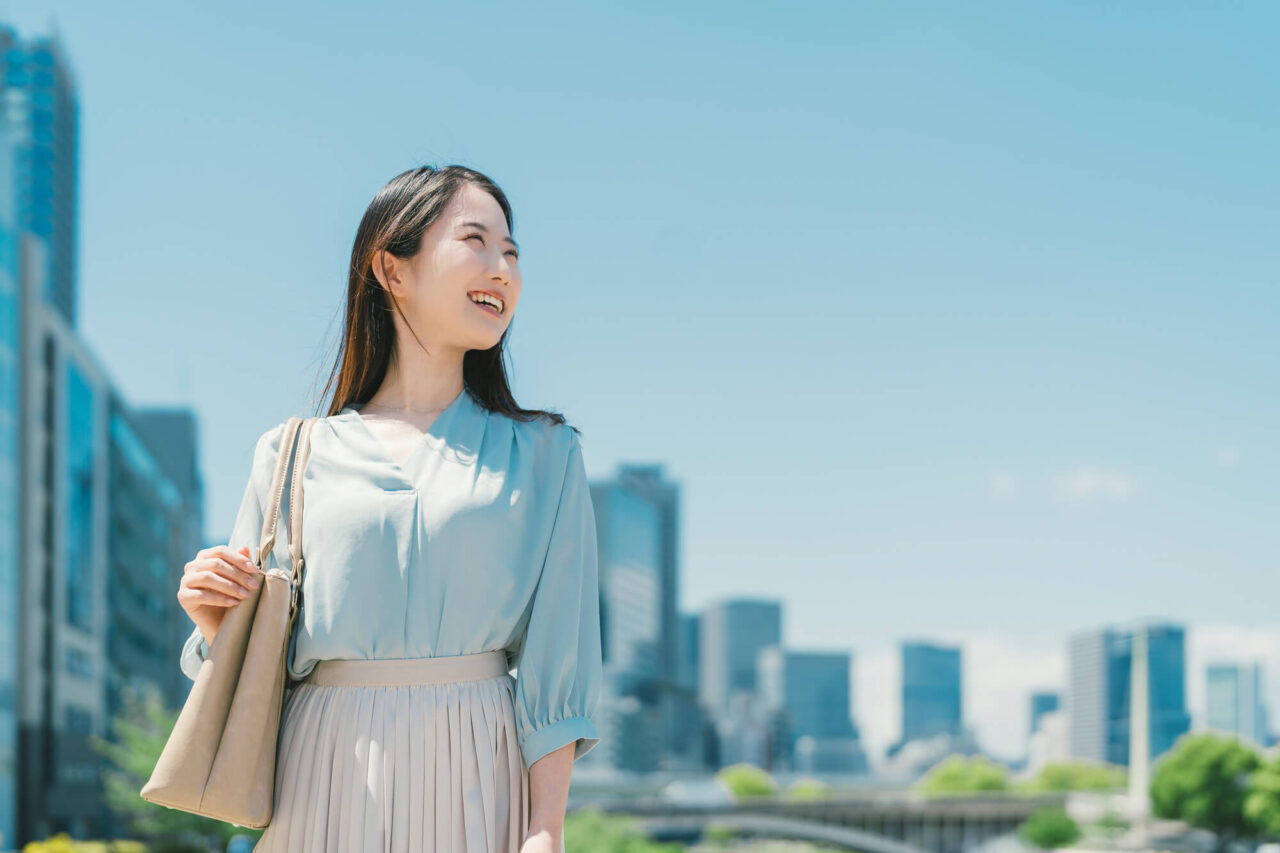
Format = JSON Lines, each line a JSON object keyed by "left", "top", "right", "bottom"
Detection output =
{"left": 177, "top": 544, "right": 261, "bottom": 647}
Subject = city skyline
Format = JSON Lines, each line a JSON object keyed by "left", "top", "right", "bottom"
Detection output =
{"left": 682, "top": 593, "right": 1278, "bottom": 764}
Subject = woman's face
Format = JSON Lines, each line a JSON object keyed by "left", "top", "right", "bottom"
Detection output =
{"left": 376, "top": 181, "right": 522, "bottom": 353}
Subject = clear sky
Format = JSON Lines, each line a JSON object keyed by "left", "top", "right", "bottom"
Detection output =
{"left": 8, "top": 1, "right": 1277, "bottom": 761}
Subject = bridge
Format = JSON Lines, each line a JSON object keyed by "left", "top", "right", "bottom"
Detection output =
{"left": 593, "top": 791, "right": 1067, "bottom": 853}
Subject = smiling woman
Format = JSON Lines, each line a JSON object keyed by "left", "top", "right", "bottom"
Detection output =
{"left": 175, "top": 165, "right": 602, "bottom": 852}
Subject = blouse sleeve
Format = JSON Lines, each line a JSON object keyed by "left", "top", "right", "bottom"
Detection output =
{"left": 179, "top": 423, "right": 284, "bottom": 682}
{"left": 511, "top": 432, "right": 604, "bottom": 769}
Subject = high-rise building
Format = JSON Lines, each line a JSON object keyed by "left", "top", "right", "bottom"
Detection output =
{"left": 1030, "top": 691, "right": 1061, "bottom": 737}
{"left": 0, "top": 26, "right": 79, "bottom": 327}
{"left": 699, "top": 598, "right": 782, "bottom": 720}
{"left": 758, "top": 646, "right": 865, "bottom": 773}
{"left": 589, "top": 462, "right": 696, "bottom": 770}
{"left": 0, "top": 73, "right": 22, "bottom": 851}
{"left": 591, "top": 469, "right": 664, "bottom": 693}
{"left": 697, "top": 601, "right": 783, "bottom": 771}
{"left": 1067, "top": 621, "right": 1190, "bottom": 767}
{"left": 1206, "top": 661, "right": 1269, "bottom": 747}
{"left": 1, "top": 24, "right": 205, "bottom": 845}
{"left": 678, "top": 612, "right": 700, "bottom": 692}
{"left": 16, "top": 240, "right": 205, "bottom": 840}
{"left": 900, "top": 640, "right": 963, "bottom": 746}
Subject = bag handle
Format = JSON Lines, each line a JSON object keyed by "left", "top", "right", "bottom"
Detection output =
{"left": 256, "top": 417, "right": 303, "bottom": 569}
{"left": 286, "top": 418, "right": 318, "bottom": 615}
{"left": 254, "top": 415, "right": 318, "bottom": 633}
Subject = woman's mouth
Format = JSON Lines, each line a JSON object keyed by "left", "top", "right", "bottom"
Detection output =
{"left": 471, "top": 300, "right": 502, "bottom": 319}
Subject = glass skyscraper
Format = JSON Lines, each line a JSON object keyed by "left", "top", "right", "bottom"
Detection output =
{"left": 699, "top": 599, "right": 783, "bottom": 719}
{"left": 0, "top": 24, "right": 205, "bottom": 842}
{"left": 0, "top": 27, "right": 78, "bottom": 327}
{"left": 0, "top": 64, "right": 21, "bottom": 850}
{"left": 1206, "top": 661, "right": 1269, "bottom": 747}
{"left": 901, "top": 641, "right": 963, "bottom": 744}
{"left": 1068, "top": 621, "right": 1191, "bottom": 766}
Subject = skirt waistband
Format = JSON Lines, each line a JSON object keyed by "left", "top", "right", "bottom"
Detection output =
{"left": 302, "top": 650, "right": 511, "bottom": 687}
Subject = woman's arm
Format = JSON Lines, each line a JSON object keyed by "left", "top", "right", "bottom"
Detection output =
{"left": 522, "top": 742, "right": 574, "bottom": 851}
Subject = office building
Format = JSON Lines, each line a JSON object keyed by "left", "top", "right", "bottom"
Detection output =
{"left": 1206, "top": 661, "right": 1269, "bottom": 747}
{"left": 900, "top": 640, "right": 963, "bottom": 747}
{"left": 1067, "top": 621, "right": 1190, "bottom": 767}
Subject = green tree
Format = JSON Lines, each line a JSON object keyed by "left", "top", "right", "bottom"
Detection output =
{"left": 916, "top": 755, "right": 1009, "bottom": 793}
{"left": 1021, "top": 760, "right": 1127, "bottom": 792}
{"left": 1150, "top": 732, "right": 1261, "bottom": 851}
{"left": 715, "top": 763, "right": 779, "bottom": 799}
{"left": 1019, "top": 807, "right": 1081, "bottom": 849}
{"left": 89, "top": 684, "right": 261, "bottom": 851}
{"left": 783, "top": 777, "right": 831, "bottom": 802}
{"left": 1244, "top": 750, "right": 1280, "bottom": 836}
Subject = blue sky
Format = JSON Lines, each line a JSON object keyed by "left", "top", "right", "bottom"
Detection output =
{"left": 9, "top": 1, "right": 1277, "bottom": 760}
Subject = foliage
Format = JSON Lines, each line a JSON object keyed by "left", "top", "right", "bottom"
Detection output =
{"left": 703, "top": 823, "right": 740, "bottom": 842}
{"left": 88, "top": 684, "right": 262, "bottom": 849}
{"left": 564, "top": 806, "right": 682, "bottom": 852}
{"left": 22, "top": 835, "right": 147, "bottom": 852}
{"left": 1244, "top": 749, "right": 1280, "bottom": 836}
{"left": 1150, "top": 732, "right": 1261, "bottom": 845}
{"left": 1019, "top": 760, "right": 1127, "bottom": 792}
{"left": 916, "top": 754, "right": 1009, "bottom": 793}
{"left": 1093, "top": 808, "right": 1130, "bottom": 835}
{"left": 1018, "top": 807, "right": 1081, "bottom": 849}
{"left": 715, "top": 763, "right": 779, "bottom": 799}
{"left": 783, "top": 777, "right": 831, "bottom": 802}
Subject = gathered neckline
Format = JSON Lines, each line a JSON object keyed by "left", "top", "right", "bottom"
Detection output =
{"left": 336, "top": 388, "right": 472, "bottom": 479}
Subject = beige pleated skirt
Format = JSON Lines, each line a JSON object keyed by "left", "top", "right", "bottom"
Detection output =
{"left": 254, "top": 651, "right": 530, "bottom": 852}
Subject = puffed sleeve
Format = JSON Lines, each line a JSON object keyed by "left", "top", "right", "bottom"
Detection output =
{"left": 179, "top": 423, "right": 284, "bottom": 682}
{"left": 511, "top": 431, "right": 604, "bottom": 769}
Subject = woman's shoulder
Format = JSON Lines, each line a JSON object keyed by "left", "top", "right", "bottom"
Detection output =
{"left": 503, "top": 409, "right": 581, "bottom": 456}
{"left": 248, "top": 416, "right": 315, "bottom": 472}
{"left": 255, "top": 418, "right": 292, "bottom": 452}
{"left": 256, "top": 412, "right": 330, "bottom": 444}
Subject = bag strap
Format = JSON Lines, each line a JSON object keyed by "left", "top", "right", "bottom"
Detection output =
{"left": 256, "top": 417, "right": 303, "bottom": 569}
{"left": 286, "top": 417, "right": 318, "bottom": 611}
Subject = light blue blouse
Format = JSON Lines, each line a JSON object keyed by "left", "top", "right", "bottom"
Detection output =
{"left": 179, "top": 388, "right": 603, "bottom": 769}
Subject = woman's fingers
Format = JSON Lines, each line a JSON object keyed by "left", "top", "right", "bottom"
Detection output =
{"left": 176, "top": 545, "right": 264, "bottom": 618}
{"left": 177, "top": 585, "right": 242, "bottom": 609}
{"left": 184, "top": 550, "right": 260, "bottom": 593}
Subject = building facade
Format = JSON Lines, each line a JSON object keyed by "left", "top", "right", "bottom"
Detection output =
{"left": 757, "top": 646, "right": 866, "bottom": 774}
{"left": 2, "top": 24, "right": 204, "bottom": 845}
{"left": 899, "top": 641, "right": 963, "bottom": 747}
{"left": 1067, "top": 621, "right": 1191, "bottom": 768}
{"left": 1206, "top": 661, "right": 1269, "bottom": 747}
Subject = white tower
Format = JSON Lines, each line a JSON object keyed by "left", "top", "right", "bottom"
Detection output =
{"left": 1128, "top": 623, "right": 1151, "bottom": 822}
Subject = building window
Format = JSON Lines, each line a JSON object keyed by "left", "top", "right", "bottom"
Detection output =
{"left": 65, "top": 361, "right": 96, "bottom": 631}
{"left": 64, "top": 648, "right": 94, "bottom": 679}
{"left": 64, "top": 705, "right": 93, "bottom": 734}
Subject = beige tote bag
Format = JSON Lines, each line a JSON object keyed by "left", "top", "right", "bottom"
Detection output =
{"left": 141, "top": 415, "right": 318, "bottom": 827}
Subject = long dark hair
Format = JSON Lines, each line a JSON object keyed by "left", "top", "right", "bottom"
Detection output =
{"left": 316, "top": 165, "right": 576, "bottom": 434}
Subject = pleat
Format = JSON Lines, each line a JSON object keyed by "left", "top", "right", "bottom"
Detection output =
{"left": 254, "top": 673, "right": 526, "bottom": 852}
{"left": 389, "top": 685, "right": 409, "bottom": 850}
{"left": 432, "top": 685, "right": 449, "bottom": 850}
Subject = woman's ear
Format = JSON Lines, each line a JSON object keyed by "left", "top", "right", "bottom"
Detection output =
{"left": 370, "top": 248, "right": 400, "bottom": 297}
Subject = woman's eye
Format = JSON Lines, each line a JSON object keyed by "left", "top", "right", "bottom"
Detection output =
{"left": 468, "top": 234, "right": 517, "bottom": 260}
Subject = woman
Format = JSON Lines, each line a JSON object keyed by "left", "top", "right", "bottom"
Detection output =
{"left": 174, "top": 165, "right": 602, "bottom": 852}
